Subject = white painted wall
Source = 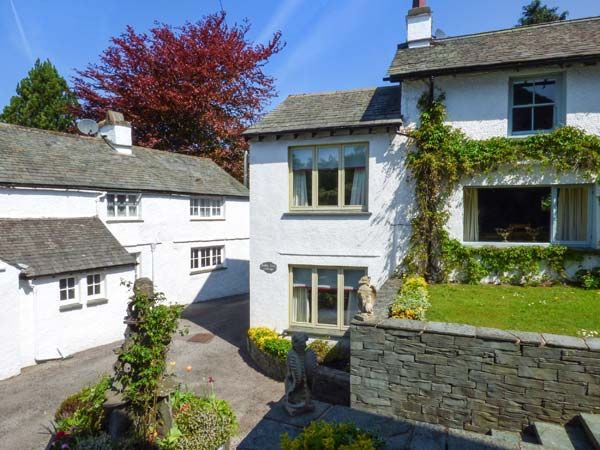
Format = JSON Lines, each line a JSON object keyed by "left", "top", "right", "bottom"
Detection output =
{"left": 249, "top": 133, "right": 412, "bottom": 332}
{"left": 0, "top": 260, "right": 22, "bottom": 379}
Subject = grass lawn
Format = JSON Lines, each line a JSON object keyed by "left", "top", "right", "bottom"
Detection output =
{"left": 427, "top": 284, "right": 600, "bottom": 337}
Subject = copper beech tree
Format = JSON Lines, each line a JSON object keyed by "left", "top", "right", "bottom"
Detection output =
{"left": 73, "top": 13, "right": 283, "bottom": 179}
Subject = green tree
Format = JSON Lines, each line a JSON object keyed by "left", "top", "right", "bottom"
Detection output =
{"left": 1, "top": 59, "right": 78, "bottom": 131}
{"left": 517, "top": 0, "right": 568, "bottom": 26}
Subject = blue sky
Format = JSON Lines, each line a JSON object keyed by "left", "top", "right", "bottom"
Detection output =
{"left": 1, "top": 0, "right": 598, "bottom": 113}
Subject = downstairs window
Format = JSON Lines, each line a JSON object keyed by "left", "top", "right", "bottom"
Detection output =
{"left": 463, "top": 185, "right": 592, "bottom": 246}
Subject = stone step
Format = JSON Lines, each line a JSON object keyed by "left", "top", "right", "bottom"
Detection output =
{"left": 489, "top": 429, "right": 522, "bottom": 447}
{"left": 533, "top": 422, "right": 576, "bottom": 450}
{"left": 580, "top": 414, "right": 600, "bottom": 450}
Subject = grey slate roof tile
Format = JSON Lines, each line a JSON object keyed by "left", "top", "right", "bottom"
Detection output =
{"left": 244, "top": 86, "right": 402, "bottom": 136}
{"left": 387, "top": 17, "right": 600, "bottom": 80}
{"left": 0, "top": 217, "right": 136, "bottom": 278}
{"left": 0, "top": 123, "right": 248, "bottom": 197}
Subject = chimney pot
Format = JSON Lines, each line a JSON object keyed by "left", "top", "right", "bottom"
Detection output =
{"left": 412, "top": 0, "right": 426, "bottom": 7}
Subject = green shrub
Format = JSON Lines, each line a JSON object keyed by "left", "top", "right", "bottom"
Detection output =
{"left": 390, "top": 275, "right": 431, "bottom": 320}
{"left": 73, "top": 433, "right": 114, "bottom": 450}
{"left": 308, "top": 339, "right": 347, "bottom": 365}
{"left": 281, "top": 421, "right": 385, "bottom": 450}
{"left": 54, "top": 376, "right": 110, "bottom": 437}
{"left": 171, "top": 390, "right": 238, "bottom": 450}
{"left": 575, "top": 267, "right": 600, "bottom": 289}
{"left": 262, "top": 337, "right": 292, "bottom": 362}
{"left": 247, "top": 327, "right": 278, "bottom": 350}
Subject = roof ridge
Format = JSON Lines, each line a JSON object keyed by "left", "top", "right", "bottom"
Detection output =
{"left": 0, "top": 216, "right": 97, "bottom": 222}
{"left": 287, "top": 86, "right": 397, "bottom": 98}
{"left": 433, "top": 16, "right": 600, "bottom": 43}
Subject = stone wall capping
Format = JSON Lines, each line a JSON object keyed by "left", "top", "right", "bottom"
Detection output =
{"left": 377, "top": 318, "right": 426, "bottom": 332}
{"left": 476, "top": 327, "right": 519, "bottom": 343}
{"left": 542, "top": 333, "right": 588, "bottom": 350}
{"left": 584, "top": 338, "right": 600, "bottom": 352}
{"left": 507, "top": 330, "right": 544, "bottom": 346}
{"left": 425, "top": 321, "right": 477, "bottom": 337}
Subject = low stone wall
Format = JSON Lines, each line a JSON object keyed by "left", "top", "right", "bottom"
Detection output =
{"left": 351, "top": 318, "right": 600, "bottom": 433}
{"left": 246, "top": 337, "right": 286, "bottom": 381}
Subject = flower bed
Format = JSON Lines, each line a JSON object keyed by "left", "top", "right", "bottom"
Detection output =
{"left": 280, "top": 421, "right": 384, "bottom": 450}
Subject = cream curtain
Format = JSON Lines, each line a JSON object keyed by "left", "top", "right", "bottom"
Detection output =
{"left": 293, "top": 287, "right": 310, "bottom": 323}
{"left": 463, "top": 188, "right": 479, "bottom": 241}
{"left": 345, "top": 291, "right": 359, "bottom": 325}
{"left": 556, "top": 187, "right": 589, "bottom": 241}
{"left": 293, "top": 171, "right": 308, "bottom": 206}
{"left": 349, "top": 168, "right": 366, "bottom": 205}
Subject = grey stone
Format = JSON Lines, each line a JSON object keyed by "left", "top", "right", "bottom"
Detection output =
{"left": 448, "top": 429, "right": 515, "bottom": 450}
{"left": 518, "top": 366, "right": 558, "bottom": 381}
{"left": 264, "top": 400, "right": 330, "bottom": 428}
{"left": 579, "top": 413, "right": 600, "bottom": 449}
{"left": 426, "top": 321, "right": 477, "bottom": 337}
{"left": 534, "top": 421, "right": 576, "bottom": 450}
{"left": 476, "top": 327, "right": 519, "bottom": 343}
{"left": 409, "top": 422, "right": 447, "bottom": 450}
{"left": 508, "top": 330, "right": 544, "bottom": 345}
{"left": 544, "top": 381, "right": 587, "bottom": 396}
{"left": 237, "top": 419, "right": 301, "bottom": 450}
{"left": 542, "top": 333, "right": 588, "bottom": 350}
{"left": 380, "top": 318, "right": 426, "bottom": 332}
{"left": 585, "top": 338, "right": 600, "bottom": 353}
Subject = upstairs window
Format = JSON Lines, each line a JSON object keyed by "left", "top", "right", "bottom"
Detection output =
{"left": 290, "top": 144, "right": 368, "bottom": 210}
{"left": 59, "top": 277, "right": 76, "bottom": 302}
{"left": 107, "top": 193, "right": 140, "bottom": 218}
{"left": 190, "top": 197, "right": 224, "bottom": 219}
{"left": 510, "top": 76, "right": 562, "bottom": 135}
{"left": 87, "top": 273, "right": 102, "bottom": 298}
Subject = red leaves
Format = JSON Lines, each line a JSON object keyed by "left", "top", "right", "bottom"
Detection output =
{"left": 73, "top": 12, "right": 283, "bottom": 180}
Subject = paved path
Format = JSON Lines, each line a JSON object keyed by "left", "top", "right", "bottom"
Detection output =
{"left": 0, "top": 295, "right": 282, "bottom": 450}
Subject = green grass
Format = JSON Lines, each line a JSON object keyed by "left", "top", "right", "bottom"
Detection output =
{"left": 427, "top": 284, "right": 600, "bottom": 337}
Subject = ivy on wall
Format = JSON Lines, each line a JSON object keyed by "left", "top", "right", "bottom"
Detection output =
{"left": 403, "top": 92, "right": 600, "bottom": 282}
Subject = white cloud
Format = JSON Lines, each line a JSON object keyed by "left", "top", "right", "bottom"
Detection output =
{"left": 9, "top": 0, "right": 34, "bottom": 63}
{"left": 255, "top": 0, "right": 303, "bottom": 44}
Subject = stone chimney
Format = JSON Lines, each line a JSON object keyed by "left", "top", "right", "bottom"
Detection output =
{"left": 98, "top": 111, "right": 132, "bottom": 156}
{"left": 407, "top": 0, "right": 432, "bottom": 48}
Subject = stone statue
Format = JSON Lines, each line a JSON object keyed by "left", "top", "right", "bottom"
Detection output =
{"left": 284, "top": 333, "right": 318, "bottom": 416}
{"left": 357, "top": 275, "right": 377, "bottom": 315}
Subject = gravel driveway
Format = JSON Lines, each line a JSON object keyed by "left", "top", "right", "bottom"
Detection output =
{"left": 0, "top": 295, "right": 282, "bottom": 449}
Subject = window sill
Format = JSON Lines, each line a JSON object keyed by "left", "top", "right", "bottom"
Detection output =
{"left": 87, "top": 298, "right": 109, "bottom": 307}
{"left": 285, "top": 325, "right": 349, "bottom": 338}
{"left": 283, "top": 210, "right": 371, "bottom": 217}
{"left": 106, "top": 219, "right": 144, "bottom": 224}
{"left": 190, "top": 218, "right": 225, "bottom": 222}
{"left": 462, "top": 241, "right": 551, "bottom": 248}
{"left": 59, "top": 303, "right": 83, "bottom": 312}
{"left": 190, "top": 266, "right": 227, "bottom": 275}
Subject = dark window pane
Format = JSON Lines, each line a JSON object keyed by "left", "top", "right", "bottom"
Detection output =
{"left": 343, "top": 269, "right": 365, "bottom": 326}
{"left": 318, "top": 147, "right": 339, "bottom": 206}
{"left": 513, "top": 82, "right": 534, "bottom": 105}
{"left": 317, "top": 269, "right": 338, "bottom": 325}
{"left": 534, "top": 105, "right": 554, "bottom": 130}
{"left": 292, "top": 149, "right": 313, "bottom": 207}
{"left": 512, "top": 107, "right": 532, "bottom": 132}
{"left": 344, "top": 145, "right": 367, "bottom": 206}
{"left": 534, "top": 80, "right": 556, "bottom": 104}
{"left": 292, "top": 268, "right": 312, "bottom": 323}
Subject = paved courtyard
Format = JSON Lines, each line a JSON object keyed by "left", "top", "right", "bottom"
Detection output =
{"left": 0, "top": 295, "right": 282, "bottom": 449}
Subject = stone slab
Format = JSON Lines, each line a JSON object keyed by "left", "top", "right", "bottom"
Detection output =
{"left": 408, "top": 422, "right": 447, "bottom": 450}
{"left": 263, "top": 400, "right": 331, "bottom": 428}
{"left": 533, "top": 422, "right": 575, "bottom": 450}
{"left": 580, "top": 413, "right": 600, "bottom": 450}
{"left": 448, "top": 429, "right": 515, "bottom": 450}
{"left": 320, "top": 404, "right": 413, "bottom": 438}
{"left": 476, "top": 327, "right": 519, "bottom": 343}
{"left": 586, "top": 339, "right": 600, "bottom": 353}
{"left": 542, "top": 334, "right": 588, "bottom": 350}
{"left": 237, "top": 419, "right": 301, "bottom": 450}
{"left": 426, "top": 321, "right": 477, "bottom": 337}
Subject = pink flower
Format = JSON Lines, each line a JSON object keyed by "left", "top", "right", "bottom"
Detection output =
{"left": 208, "top": 376, "right": 215, "bottom": 384}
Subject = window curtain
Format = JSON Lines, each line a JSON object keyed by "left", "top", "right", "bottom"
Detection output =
{"left": 293, "top": 287, "right": 310, "bottom": 323}
{"left": 350, "top": 168, "right": 366, "bottom": 205}
{"left": 463, "top": 188, "right": 479, "bottom": 241}
{"left": 345, "top": 291, "right": 359, "bottom": 325}
{"left": 293, "top": 172, "right": 308, "bottom": 206}
{"left": 556, "top": 187, "right": 588, "bottom": 241}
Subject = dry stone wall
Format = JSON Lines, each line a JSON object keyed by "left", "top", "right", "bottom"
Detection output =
{"left": 351, "top": 313, "right": 600, "bottom": 433}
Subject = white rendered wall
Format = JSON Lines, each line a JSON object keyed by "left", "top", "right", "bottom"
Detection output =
{"left": 249, "top": 133, "right": 412, "bottom": 332}
{"left": 0, "top": 261, "right": 22, "bottom": 379}
{"left": 32, "top": 266, "right": 135, "bottom": 361}
{"left": 0, "top": 187, "right": 100, "bottom": 218}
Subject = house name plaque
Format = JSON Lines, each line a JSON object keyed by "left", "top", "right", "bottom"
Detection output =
{"left": 260, "top": 262, "right": 277, "bottom": 274}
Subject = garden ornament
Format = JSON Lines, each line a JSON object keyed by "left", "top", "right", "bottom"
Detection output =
{"left": 284, "top": 333, "right": 318, "bottom": 416}
{"left": 357, "top": 275, "right": 377, "bottom": 315}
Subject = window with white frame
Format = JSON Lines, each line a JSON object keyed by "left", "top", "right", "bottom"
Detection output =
{"left": 290, "top": 144, "right": 368, "bottom": 210}
{"left": 59, "top": 277, "right": 77, "bottom": 302}
{"left": 510, "top": 76, "right": 563, "bottom": 135}
{"left": 290, "top": 266, "right": 366, "bottom": 330}
{"left": 463, "top": 185, "right": 592, "bottom": 246}
{"left": 191, "top": 246, "right": 225, "bottom": 271}
{"left": 107, "top": 193, "right": 140, "bottom": 218}
{"left": 190, "top": 197, "right": 224, "bottom": 218}
{"left": 87, "top": 273, "right": 103, "bottom": 298}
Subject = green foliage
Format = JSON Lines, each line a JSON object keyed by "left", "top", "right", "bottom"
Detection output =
{"left": 73, "top": 433, "right": 114, "bottom": 450}
{"left": 404, "top": 94, "right": 600, "bottom": 282}
{"left": 575, "top": 267, "right": 600, "bottom": 289}
{"left": 113, "top": 287, "right": 183, "bottom": 439}
{"left": 281, "top": 421, "right": 385, "bottom": 450}
{"left": 1, "top": 59, "right": 78, "bottom": 131}
{"left": 517, "top": 0, "right": 568, "bottom": 26}
{"left": 262, "top": 337, "right": 292, "bottom": 362}
{"left": 170, "top": 390, "right": 238, "bottom": 450}
{"left": 54, "top": 376, "right": 110, "bottom": 438}
{"left": 390, "top": 275, "right": 431, "bottom": 320}
{"left": 247, "top": 327, "right": 279, "bottom": 350}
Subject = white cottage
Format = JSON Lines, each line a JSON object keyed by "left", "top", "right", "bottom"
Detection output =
{"left": 245, "top": 1, "right": 600, "bottom": 335}
{"left": 0, "top": 112, "right": 249, "bottom": 380}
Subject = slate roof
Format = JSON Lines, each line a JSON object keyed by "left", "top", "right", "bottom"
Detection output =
{"left": 0, "top": 217, "right": 135, "bottom": 278}
{"left": 243, "top": 86, "right": 402, "bottom": 136}
{"left": 387, "top": 17, "right": 600, "bottom": 80}
{"left": 0, "top": 123, "right": 248, "bottom": 197}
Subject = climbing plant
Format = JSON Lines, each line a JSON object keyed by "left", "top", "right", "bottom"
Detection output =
{"left": 403, "top": 92, "right": 600, "bottom": 282}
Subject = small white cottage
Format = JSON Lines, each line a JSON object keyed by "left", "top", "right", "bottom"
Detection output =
{"left": 0, "top": 112, "right": 249, "bottom": 380}
{"left": 245, "top": 1, "right": 600, "bottom": 335}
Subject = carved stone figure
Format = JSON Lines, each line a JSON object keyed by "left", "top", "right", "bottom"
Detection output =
{"left": 284, "top": 333, "right": 318, "bottom": 416}
{"left": 357, "top": 275, "right": 377, "bottom": 314}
